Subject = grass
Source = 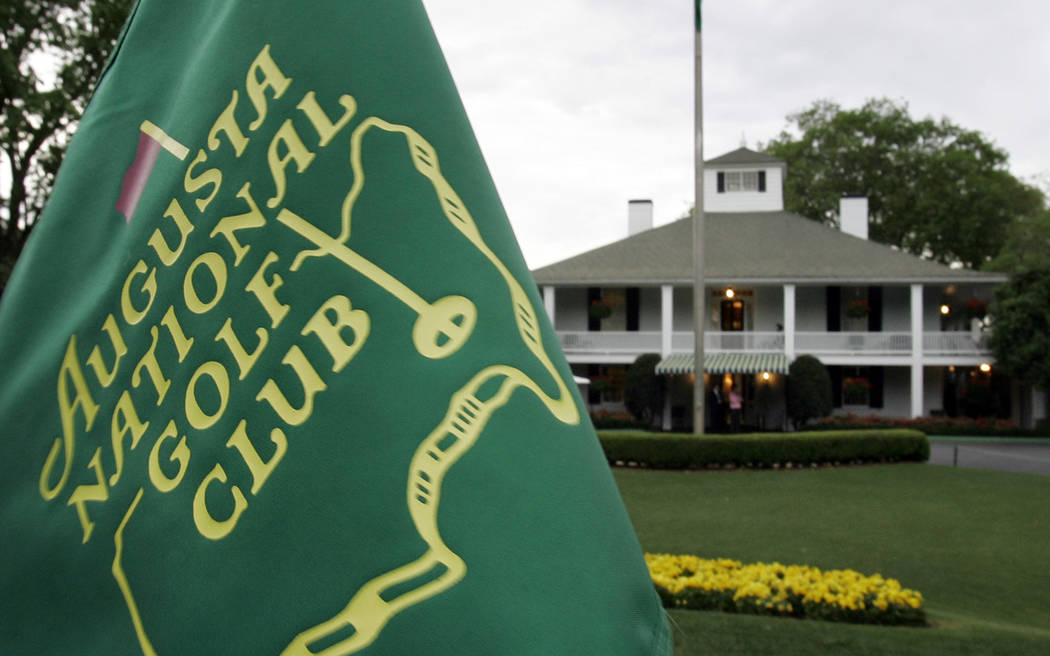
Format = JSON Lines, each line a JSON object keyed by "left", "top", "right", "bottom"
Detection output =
{"left": 614, "top": 464, "right": 1050, "bottom": 655}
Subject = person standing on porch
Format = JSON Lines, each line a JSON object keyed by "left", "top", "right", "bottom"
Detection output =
{"left": 709, "top": 385, "right": 724, "bottom": 432}
{"left": 729, "top": 388, "right": 743, "bottom": 433}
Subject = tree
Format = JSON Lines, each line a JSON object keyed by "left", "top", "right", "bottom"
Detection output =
{"left": 787, "top": 355, "right": 832, "bottom": 429}
{"left": 987, "top": 268, "right": 1050, "bottom": 391}
{"left": 623, "top": 353, "right": 663, "bottom": 426}
{"left": 764, "top": 98, "right": 1044, "bottom": 269}
{"left": 1, "top": 0, "right": 133, "bottom": 295}
{"left": 985, "top": 208, "right": 1050, "bottom": 274}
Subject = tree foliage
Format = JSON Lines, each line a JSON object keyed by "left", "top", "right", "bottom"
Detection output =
{"left": 988, "top": 268, "right": 1050, "bottom": 390}
{"left": 985, "top": 208, "right": 1050, "bottom": 274}
{"left": 0, "top": 0, "right": 133, "bottom": 295}
{"left": 764, "top": 98, "right": 1044, "bottom": 269}
{"left": 624, "top": 353, "right": 663, "bottom": 426}
{"left": 787, "top": 355, "right": 832, "bottom": 429}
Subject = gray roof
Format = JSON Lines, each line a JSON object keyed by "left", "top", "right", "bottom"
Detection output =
{"left": 705, "top": 147, "right": 785, "bottom": 167}
{"left": 531, "top": 211, "right": 1007, "bottom": 285}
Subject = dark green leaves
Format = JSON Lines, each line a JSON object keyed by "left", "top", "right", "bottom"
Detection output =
{"left": 764, "top": 98, "right": 1044, "bottom": 269}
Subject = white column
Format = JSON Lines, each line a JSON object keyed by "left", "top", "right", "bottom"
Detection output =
{"left": 783, "top": 284, "right": 796, "bottom": 361}
{"left": 910, "top": 284, "right": 923, "bottom": 418}
{"left": 661, "top": 285, "right": 674, "bottom": 356}
{"left": 1034, "top": 387, "right": 1048, "bottom": 426}
{"left": 661, "top": 285, "right": 674, "bottom": 431}
{"left": 543, "top": 286, "right": 555, "bottom": 326}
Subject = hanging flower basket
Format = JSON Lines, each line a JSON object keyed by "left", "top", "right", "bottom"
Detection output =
{"left": 964, "top": 298, "right": 987, "bottom": 320}
{"left": 843, "top": 377, "right": 871, "bottom": 405}
{"left": 845, "top": 299, "right": 871, "bottom": 319}
{"left": 589, "top": 299, "right": 614, "bottom": 320}
{"left": 589, "top": 375, "right": 612, "bottom": 393}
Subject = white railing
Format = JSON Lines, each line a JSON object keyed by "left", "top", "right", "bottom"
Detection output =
{"left": 795, "top": 331, "right": 912, "bottom": 355}
{"left": 558, "top": 331, "right": 662, "bottom": 354}
{"left": 557, "top": 330, "right": 992, "bottom": 358}
{"left": 670, "top": 331, "right": 784, "bottom": 352}
{"left": 671, "top": 332, "right": 694, "bottom": 352}
{"left": 707, "top": 331, "right": 784, "bottom": 352}
{"left": 923, "top": 331, "right": 988, "bottom": 355}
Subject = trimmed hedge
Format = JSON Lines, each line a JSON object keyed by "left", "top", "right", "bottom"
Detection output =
{"left": 596, "top": 429, "right": 929, "bottom": 470}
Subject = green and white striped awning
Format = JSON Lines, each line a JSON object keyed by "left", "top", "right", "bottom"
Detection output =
{"left": 655, "top": 353, "right": 789, "bottom": 375}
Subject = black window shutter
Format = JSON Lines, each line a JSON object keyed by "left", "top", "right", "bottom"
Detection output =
{"left": 829, "top": 366, "right": 843, "bottom": 408}
{"left": 758, "top": 170, "right": 766, "bottom": 192}
{"left": 717, "top": 172, "right": 725, "bottom": 193}
{"left": 867, "top": 286, "right": 883, "bottom": 332}
{"left": 826, "top": 286, "right": 841, "bottom": 332}
{"left": 626, "top": 287, "right": 640, "bottom": 331}
{"left": 868, "top": 366, "right": 884, "bottom": 408}
{"left": 587, "top": 287, "right": 600, "bottom": 332}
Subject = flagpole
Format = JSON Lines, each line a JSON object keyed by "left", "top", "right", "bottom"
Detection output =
{"left": 692, "top": 0, "right": 706, "bottom": 434}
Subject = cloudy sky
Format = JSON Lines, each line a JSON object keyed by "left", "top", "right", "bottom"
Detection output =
{"left": 422, "top": 0, "right": 1050, "bottom": 268}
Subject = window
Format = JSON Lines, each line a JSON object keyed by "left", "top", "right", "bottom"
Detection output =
{"left": 726, "top": 171, "right": 758, "bottom": 191}
{"left": 716, "top": 170, "right": 766, "bottom": 193}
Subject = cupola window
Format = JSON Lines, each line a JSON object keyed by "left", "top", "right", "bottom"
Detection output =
{"left": 717, "top": 170, "right": 766, "bottom": 192}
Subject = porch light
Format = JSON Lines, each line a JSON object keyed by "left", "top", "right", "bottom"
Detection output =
{"left": 979, "top": 363, "right": 992, "bottom": 373}
{"left": 761, "top": 371, "right": 771, "bottom": 381}
{"left": 940, "top": 304, "right": 951, "bottom": 315}
{"left": 724, "top": 288, "right": 735, "bottom": 299}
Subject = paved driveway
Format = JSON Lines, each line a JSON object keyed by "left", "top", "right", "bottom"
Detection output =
{"left": 928, "top": 439, "right": 1050, "bottom": 477}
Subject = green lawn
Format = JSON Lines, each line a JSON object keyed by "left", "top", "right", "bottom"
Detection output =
{"left": 614, "top": 464, "right": 1050, "bottom": 655}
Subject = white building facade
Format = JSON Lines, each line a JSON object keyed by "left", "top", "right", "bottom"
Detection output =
{"left": 533, "top": 149, "right": 1046, "bottom": 431}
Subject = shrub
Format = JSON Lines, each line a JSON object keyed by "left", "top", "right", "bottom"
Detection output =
{"left": 787, "top": 355, "right": 832, "bottom": 428}
{"left": 596, "top": 429, "right": 929, "bottom": 469}
{"left": 624, "top": 353, "right": 663, "bottom": 426}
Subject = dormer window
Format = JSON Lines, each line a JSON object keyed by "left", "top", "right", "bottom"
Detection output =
{"left": 717, "top": 170, "right": 766, "bottom": 193}
{"left": 727, "top": 171, "right": 758, "bottom": 191}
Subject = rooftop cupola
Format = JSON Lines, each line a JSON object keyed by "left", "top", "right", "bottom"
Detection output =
{"left": 703, "top": 147, "right": 786, "bottom": 213}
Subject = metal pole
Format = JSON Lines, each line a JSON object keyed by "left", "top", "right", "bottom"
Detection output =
{"left": 692, "top": 2, "right": 706, "bottom": 434}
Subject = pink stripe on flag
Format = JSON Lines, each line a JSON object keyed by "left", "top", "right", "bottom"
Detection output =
{"left": 115, "top": 132, "right": 163, "bottom": 222}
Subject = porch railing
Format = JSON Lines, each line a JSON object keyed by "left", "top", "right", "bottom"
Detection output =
{"left": 794, "top": 331, "right": 912, "bottom": 355}
{"left": 557, "top": 330, "right": 991, "bottom": 358}
{"left": 703, "top": 331, "right": 784, "bottom": 352}
{"left": 923, "top": 331, "right": 988, "bottom": 355}
{"left": 558, "top": 330, "right": 662, "bottom": 354}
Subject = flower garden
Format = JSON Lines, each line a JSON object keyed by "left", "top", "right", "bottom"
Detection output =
{"left": 646, "top": 553, "right": 925, "bottom": 626}
{"left": 812, "top": 413, "right": 1047, "bottom": 436}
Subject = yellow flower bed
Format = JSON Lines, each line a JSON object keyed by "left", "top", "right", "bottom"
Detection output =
{"left": 646, "top": 554, "right": 925, "bottom": 626}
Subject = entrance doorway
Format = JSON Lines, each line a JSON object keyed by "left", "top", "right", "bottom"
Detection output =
{"left": 721, "top": 299, "right": 744, "bottom": 331}
{"left": 720, "top": 299, "right": 745, "bottom": 350}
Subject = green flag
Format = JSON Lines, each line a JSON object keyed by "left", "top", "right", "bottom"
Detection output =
{"left": 0, "top": 2, "right": 671, "bottom": 654}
